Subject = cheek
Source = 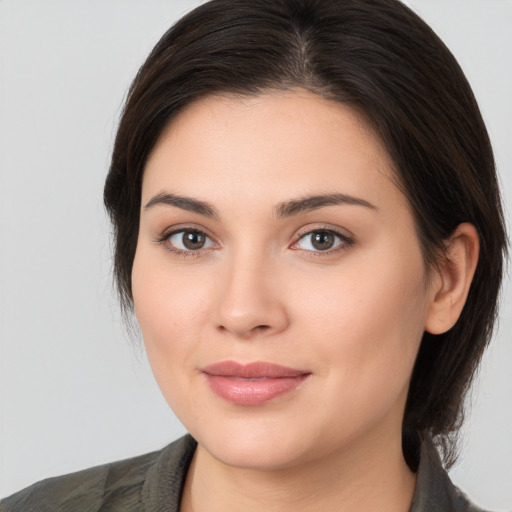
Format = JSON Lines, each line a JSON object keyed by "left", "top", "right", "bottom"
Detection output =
{"left": 292, "top": 248, "right": 428, "bottom": 391}
{"left": 131, "top": 247, "right": 211, "bottom": 375}
{"left": 132, "top": 260, "right": 207, "bottom": 428}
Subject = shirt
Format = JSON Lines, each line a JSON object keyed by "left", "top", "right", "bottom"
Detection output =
{"left": 0, "top": 434, "right": 488, "bottom": 511}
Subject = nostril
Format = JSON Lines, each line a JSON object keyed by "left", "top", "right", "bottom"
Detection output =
{"left": 216, "top": 323, "right": 272, "bottom": 337}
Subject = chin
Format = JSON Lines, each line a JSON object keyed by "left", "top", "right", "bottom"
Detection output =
{"left": 209, "top": 441, "right": 304, "bottom": 472}
{"left": 191, "top": 422, "right": 315, "bottom": 471}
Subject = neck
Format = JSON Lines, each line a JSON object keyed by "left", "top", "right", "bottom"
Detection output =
{"left": 180, "top": 430, "right": 416, "bottom": 512}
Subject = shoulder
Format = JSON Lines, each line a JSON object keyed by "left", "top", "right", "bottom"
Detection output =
{"left": 0, "top": 435, "right": 197, "bottom": 512}
{"left": 0, "top": 451, "right": 159, "bottom": 512}
{"left": 412, "top": 436, "right": 492, "bottom": 512}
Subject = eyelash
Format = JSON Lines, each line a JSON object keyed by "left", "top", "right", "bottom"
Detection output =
{"left": 154, "top": 227, "right": 217, "bottom": 258}
{"left": 292, "top": 227, "right": 354, "bottom": 256}
{"left": 155, "top": 226, "right": 354, "bottom": 258}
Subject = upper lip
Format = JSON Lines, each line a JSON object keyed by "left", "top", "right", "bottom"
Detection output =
{"left": 201, "top": 360, "right": 310, "bottom": 379}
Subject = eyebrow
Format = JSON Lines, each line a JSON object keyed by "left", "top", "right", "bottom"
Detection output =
{"left": 144, "top": 192, "right": 220, "bottom": 219}
{"left": 144, "top": 192, "right": 377, "bottom": 219}
{"left": 274, "top": 193, "right": 377, "bottom": 218}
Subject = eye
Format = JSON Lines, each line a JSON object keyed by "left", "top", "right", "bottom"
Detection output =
{"left": 162, "top": 228, "right": 216, "bottom": 253}
{"left": 293, "top": 229, "right": 351, "bottom": 252}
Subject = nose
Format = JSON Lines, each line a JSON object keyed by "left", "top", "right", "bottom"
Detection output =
{"left": 214, "top": 250, "right": 289, "bottom": 340}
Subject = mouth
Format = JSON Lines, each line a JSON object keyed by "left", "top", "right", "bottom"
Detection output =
{"left": 201, "top": 361, "right": 311, "bottom": 406}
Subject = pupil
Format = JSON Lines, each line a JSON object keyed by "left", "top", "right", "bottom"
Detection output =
{"left": 312, "top": 231, "right": 334, "bottom": 250}
{"left": 183, "top": 231, "right": 205, "bottom": 250}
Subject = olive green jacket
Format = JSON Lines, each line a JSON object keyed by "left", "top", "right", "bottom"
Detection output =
{"left": 0, "top": 435, "right": 487, "bottom": 511}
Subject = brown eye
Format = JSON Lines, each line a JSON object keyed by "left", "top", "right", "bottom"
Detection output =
{"left": 167, "top": 229, "right": 214, "bottom": 252}
{"left": 294, "top": 229, "right": 350, "bottom": 253}
{"left": 182, "top": 230, "right": 206, "bottom": 250}
{"left": 311, "top": 231, "right": 335, "bottom": 250}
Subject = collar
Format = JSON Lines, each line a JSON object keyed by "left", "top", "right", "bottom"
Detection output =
{"left": 141, "top": 434, "right": 484, "bottom": 512}
{"left": 410, "top": 436, "right": 484, "bottom": 511}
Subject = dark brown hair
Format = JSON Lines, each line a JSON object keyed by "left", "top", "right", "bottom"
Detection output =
{"left": 104, "top": 0, "right": 507, "bottom": 469}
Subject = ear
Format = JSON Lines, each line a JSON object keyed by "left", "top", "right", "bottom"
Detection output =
{"left": 425, "top": 223, "right": 479, "bottom": 335}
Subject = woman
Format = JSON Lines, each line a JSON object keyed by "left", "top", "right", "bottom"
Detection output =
{"left": 1, "top": 0, "right": 507, "bottom": 510}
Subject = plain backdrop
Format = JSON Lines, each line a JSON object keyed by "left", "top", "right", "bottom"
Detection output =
{"left": 0, "top": 1, "right": 511, "bottom": 509}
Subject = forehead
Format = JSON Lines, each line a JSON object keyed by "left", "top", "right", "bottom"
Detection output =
{"left": 142, "top": 90, "right": 401, "bottom": 213}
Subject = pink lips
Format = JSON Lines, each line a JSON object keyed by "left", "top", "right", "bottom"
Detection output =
{"left": 201, "top": 361, "right": 311, "bottom": 406}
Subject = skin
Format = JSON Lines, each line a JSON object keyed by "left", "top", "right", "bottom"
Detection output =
{"left": 132, "top": 90, "right": 479, "bottom": 512}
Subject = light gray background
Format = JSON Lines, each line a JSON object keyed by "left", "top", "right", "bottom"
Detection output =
{"left": 0, "top": 1, "right": 510, "bottom": 509}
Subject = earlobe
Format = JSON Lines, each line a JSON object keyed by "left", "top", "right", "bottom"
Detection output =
{"left": 425, "top": 223, "right": 479, "bottom": 335}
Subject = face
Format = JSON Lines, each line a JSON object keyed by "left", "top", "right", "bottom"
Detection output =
{"left": 132, "top": 91, "right": 435, "bottom": 471}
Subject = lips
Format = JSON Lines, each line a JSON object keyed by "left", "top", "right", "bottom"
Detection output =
{"left": 201, "top": 361, "right": 311, "bottom": 406}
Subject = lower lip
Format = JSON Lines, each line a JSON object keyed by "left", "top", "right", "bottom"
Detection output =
{"left": 204, "top": 374, "right": 310, "bottom": 406}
